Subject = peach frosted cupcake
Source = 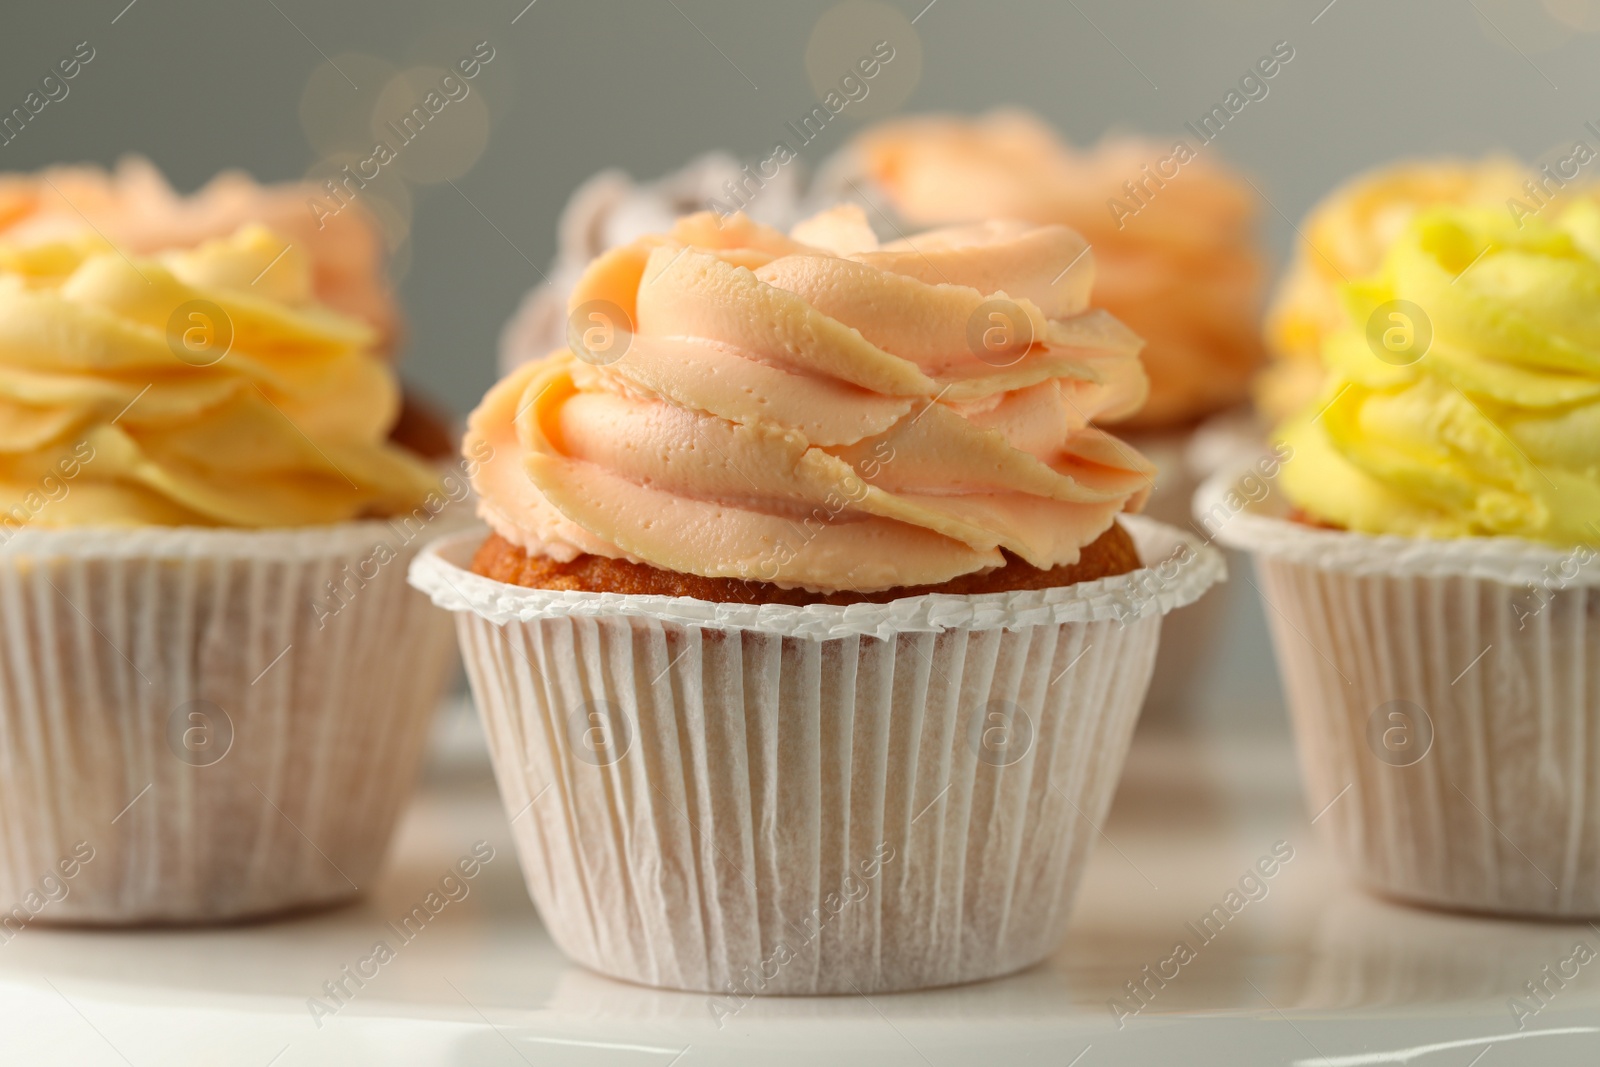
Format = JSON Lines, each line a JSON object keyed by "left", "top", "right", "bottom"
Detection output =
{"left": 1203, "top": 202, "right": 1600, "bottom": 916}
{"left": 0, "top": 226, "right": 462, "bottom": 922}
{"left": 411, "top": 206, "right": 1222, "bottom": 993}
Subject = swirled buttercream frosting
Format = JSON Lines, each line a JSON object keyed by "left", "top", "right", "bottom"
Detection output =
{"left": 498, "top": 152, "right": 804, "bottom": 376}
{"left": 468, "top": 206, "right": 1155, "bottom": 593}
{"left": 1278, "top": 204, "right": 1600, "bottom": 546}
{"left": 0, "top": 225, "right": 439, "bottom": 528}
{"left": 0, "top": 156, "right": 401, "bottom": 354}
{"left": 841, "top": 110, "right": 1266, "bottom": 428}
{"left": 1261, "top": 157, "right": 1532, "bottom": 421}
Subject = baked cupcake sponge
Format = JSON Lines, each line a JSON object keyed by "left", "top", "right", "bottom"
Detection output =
{"left": 472, "top": 522, "right": 1140, "bottom": 605}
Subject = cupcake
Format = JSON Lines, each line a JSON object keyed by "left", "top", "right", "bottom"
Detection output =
{"left": 0, "top": 225, "right": 462, "bottom": 922}
{"left": 411, "top": 206, "right": 1223, "bottom": 992}
{"left": 0, "top": 156, "right": 453, "bottom": 458}
{"left": 497, "top": 152, "right": 805, "bottom": 376}
{"left": 1258, "top": 156, "right": 1533, "bottom": 424}
{"left": 1202, "top": 201, "right": 1600, "bottom": 916}
{"left": 824, "top": 109, "right": 1266, "bottom": 725}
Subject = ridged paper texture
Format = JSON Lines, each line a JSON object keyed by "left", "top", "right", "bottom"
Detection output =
{"left": 0, "top": 522, "right": 458, "bottom": 923}
{"left": 1202, "top": 470, "right": 1600, "bottom": 917}
{"left": 1256, "top": 553, "right": 1600, "bottom": 916}
{"left": 425, "top": 520, "right": 1220, "bottom": 993}
{"left": 460, "top": 610, "right": 1157, "bottom": 993}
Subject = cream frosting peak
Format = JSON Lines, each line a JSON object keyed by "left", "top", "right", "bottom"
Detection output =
{"left": 468, "top": 207, "right": 1154, "bottom": 593}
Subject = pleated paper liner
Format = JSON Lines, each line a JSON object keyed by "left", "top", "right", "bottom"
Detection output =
{"left": 410, "top": 517, "right": 1223, "bottom": 993}
{"left": 0, "top": 519, "right": 461, "bottom": 924}
{"left": 1199, "top": 468, "right": 1600, "bottom": 917}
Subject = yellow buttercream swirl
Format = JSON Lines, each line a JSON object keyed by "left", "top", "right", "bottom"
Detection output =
{"left": 468, "top": 207, "right": 1155, "bottom": 593}
{"left": 0, "top": 225, "right": 439, "bottom": 528}
{"left": 0, "top": 157, "right": 401, "bottom": 355}
{"left": 1278, "top": 204, "right": 1600, "bottom": 547}
{"left": 1260, "top": 157, "right": 1533, "bottom": 421}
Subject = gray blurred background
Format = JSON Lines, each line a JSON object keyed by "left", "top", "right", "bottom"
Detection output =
{"left": 5, "top": 0, "right": 1597, "bottom": 416}
{"left": 3, "top": 0, "right": 1598, "bottom": 733}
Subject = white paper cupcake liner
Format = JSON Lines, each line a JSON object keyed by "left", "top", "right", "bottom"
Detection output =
{"left": 0, "top": 519, "right": 461, "bottom": 924}
{"left": 410, "top": 517, "right": 1222, "bottom": 993}
{"left": 1199, "top": 468, "right": 1600, "bottom": 917}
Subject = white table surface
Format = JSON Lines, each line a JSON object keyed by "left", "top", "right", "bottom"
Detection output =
{"left": 5, "top": 697, "right": 1599, "bottom": 1067}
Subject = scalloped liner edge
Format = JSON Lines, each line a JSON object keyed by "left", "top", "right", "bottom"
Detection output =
{"left": 1196, "top": 464, "right": 1600, "bottom": 587}
{"left": 406, "top": 515, "right": 1226, "bottom": 640}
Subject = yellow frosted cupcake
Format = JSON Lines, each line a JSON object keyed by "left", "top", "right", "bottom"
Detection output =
{"left": 0, "top": 225, "right": 463, "bottom": 923}
{"left": 1205, "top": 201, "right": 1600, "bottom": 916}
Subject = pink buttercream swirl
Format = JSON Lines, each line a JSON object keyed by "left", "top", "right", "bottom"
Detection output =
{"left": 468, "top": 207, "right": 1154, "bottom": 593}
